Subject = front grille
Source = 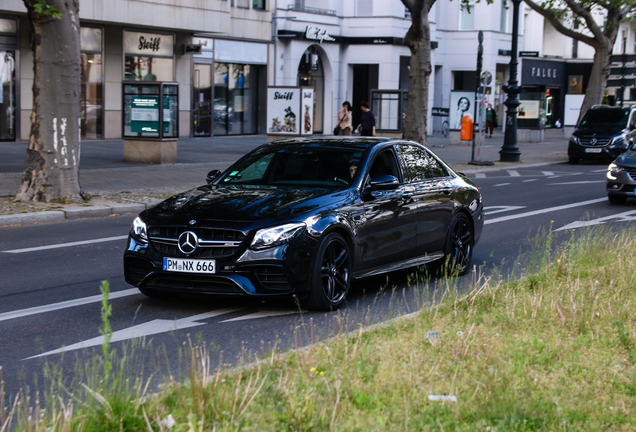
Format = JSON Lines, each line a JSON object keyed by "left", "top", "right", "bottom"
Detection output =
{"left": 143, "top": 274, "right": 245, "bottom": 294}
{"left": 579, "top": 137, "right": 611, "bottom": 146}
{"left": 624, "top": 167, "right": 636, "bottom": 179}
{"left": 252, "top": 266, "right": 293, "bottom": 291}
{"left": 148, "top": 226, "right": 245, "bottom": 258}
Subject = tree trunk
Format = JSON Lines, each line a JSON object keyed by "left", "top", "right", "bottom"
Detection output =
{"left": 402, "top": 4, "right": 432, "bottom": 145}
{"left": 577, "top": 44, "right": 612, "bottom": 123}
{"left": 16, "top": 0, "right": 82, "bottom": 202}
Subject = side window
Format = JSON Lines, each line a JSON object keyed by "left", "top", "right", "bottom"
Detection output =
{"left": 396, "top": 144, "right": 432, "bottom": 182}
{"left": 369, "top": 149, "right": 400, "bottom": 180}
{"left": 425, "top": 149, "right": 449, "bottom": 178}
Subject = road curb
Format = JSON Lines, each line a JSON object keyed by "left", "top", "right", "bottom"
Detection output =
{"left": 0, "top": 202, "right": 158, "bottom": 227}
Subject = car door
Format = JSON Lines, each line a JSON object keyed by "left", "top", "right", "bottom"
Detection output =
{"left": 396, "top": 143, "right": 454, "bottom": 254}
{"left": 356, "top": 146, "right": 417, "bottom": 270}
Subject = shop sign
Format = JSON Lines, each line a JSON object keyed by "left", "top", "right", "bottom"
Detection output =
{"left": 124, "top": 31, "right": 174, "bottom": 57}
{"left": 267, "top": 87, "right": 314, "bottom": 135}
{"left": 521, "top": 59, "right": 565, "bottom": 86}
{"left": 131, "top": 96, "right": 159, "bottom": 133}
{"left": 305, "top": 26, "right": 336, "bottom": 43}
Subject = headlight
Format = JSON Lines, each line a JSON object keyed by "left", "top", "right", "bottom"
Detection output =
{"left": 611, "top": 135, "right": 627, "bottom": 149}
{"left": 607, "top": 163, "right": 624, "bottom": 180}
{"left": 250, "top": 222, "right": 306, "bottom": 250}
{"left": 130, "top": 217, "right": 148, "bottom": 243}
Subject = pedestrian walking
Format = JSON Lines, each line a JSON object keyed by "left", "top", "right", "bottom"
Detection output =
{"left": 334, "top": 101, "right": 353, "bottom": 135}
{"left": 485, "top": 103, "right": 497, "bottom": 138}
{"left": 356, "top": 101, "right": 376, "bottom": 137}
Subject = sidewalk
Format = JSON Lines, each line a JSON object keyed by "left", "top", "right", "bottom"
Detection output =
{"left": 0, "top": 129, "right": 569, "bottom": 225}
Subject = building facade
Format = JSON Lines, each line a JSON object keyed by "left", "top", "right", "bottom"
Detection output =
{"left": 0, "top": 0, "right": 273, "bottom": 142}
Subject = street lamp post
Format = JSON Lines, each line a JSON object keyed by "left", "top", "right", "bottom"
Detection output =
{"left": 499, "top": 0, "right": 522, "bottom": 162}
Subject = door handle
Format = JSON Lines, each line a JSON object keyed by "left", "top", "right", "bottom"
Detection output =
{"left": 442, "top": 187, "right": 452, "bottom": 195}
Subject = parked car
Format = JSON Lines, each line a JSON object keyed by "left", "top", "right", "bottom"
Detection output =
{"left": 606, "top": 143, "right": 636, "bottom": 204}
{"left": 123, "top": 138, "right": 484, "bottom": 311}
{"left": 568, "top": 105, "right": 636, "bottom": 164}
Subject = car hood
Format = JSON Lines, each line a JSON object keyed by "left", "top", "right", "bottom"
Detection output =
{"left": 615, "top": 150, "right": 636, "bottom": 167}
{"left": 144, "top": 184, "right": 349, "bottom": 225}
{"left": 573, "top": 125, "right": 625, "bottom": 137}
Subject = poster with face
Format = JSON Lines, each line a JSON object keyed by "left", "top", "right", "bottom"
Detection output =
{"left": 449, "top": 92, "right": 474, "bottom": 130}
{"left": 301, "top": 88, "right": 314, "bottom": 135}
{"left": 518, "top": 100, "right": 540, "bottom": 119}
{"left": 267, "top": 87, "right": 300, "bottom": 134}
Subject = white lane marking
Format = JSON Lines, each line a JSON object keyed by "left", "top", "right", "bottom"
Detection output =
{"left": 474, "top": 173, "right": 486, "bottom": 179}
{"left": 554, "top": 210, "right": 636, "bottom": 232}
{"left": 3, "top": 235, "right": 128, "bottom": 254}
{"left": 220, "top": 310, "right": 300, "bottom": 323}
{"left": 485, "top": 198, "right": 608, "bottom": 225}
{"left": 523, "top": 179, "right": 538, "bottom": 182}
{"left": 508, "top": 170, "right": 521, "bottom": 177}
{"left": 25, "top": 308, "right": 241, "bottom": 359}
{"left": 547, "top": 180, "right": 606, "bottom": 185}
{"left": 541, "top": 171, "right": 554, "bottom": 176}
{"left": 483, "top": 205, "right": 526, "bottom": 216}
{"left": 0, "top": 288, "right": 140, "bottom": 323}
{"left": 494, "top": 183, "right": 511, "bottom": 187}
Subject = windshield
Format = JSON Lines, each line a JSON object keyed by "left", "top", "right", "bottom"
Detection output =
{"left": 220, "top": 144, "right": 367, "bottom": 187}
{"left": 579, "top": 109, "right": 629, "bottom": 128}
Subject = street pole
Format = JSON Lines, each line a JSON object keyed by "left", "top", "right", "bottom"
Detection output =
{"left": 471, "top": 31, "right": 483, "bottom": 163}
{"left": 499, "top": 0, "right": 522, "bottom": 162}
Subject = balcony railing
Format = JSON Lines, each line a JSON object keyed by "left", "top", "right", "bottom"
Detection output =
{"left": 287, "top": 4, "right": 336, "bottom": 16}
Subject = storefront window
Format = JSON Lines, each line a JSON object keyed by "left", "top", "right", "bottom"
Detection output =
{"left": 123, "top": 31, "right": 175, "bottom": 82}
{"left": 213, "top": 63, "right": 261, "bottom": 135}
{"left": 297, "top": 46, "right": 324, "bottom": 133}
{"left": 0, "top": 50, "right": 16, "bottom": 141}
{"left": 80, "top": 27, "right": 103, "bottom": 139}
{"left": 124, "top": 56, "right": 173, "bottom": 81}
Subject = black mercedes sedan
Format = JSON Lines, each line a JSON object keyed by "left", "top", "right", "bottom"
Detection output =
{"left": 124, "top": 138, "right": 484, "bottom": 311}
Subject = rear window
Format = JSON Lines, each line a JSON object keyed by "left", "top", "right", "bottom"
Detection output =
{"left": 579, "top": 109, "right": 629, "bottom": 128}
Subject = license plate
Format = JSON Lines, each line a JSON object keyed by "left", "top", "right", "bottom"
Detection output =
{"left": 163, "top": 258, "right": 216, "bottom": 274}
{"left": 585, "top": 148, "right": 602, "bottom": 153}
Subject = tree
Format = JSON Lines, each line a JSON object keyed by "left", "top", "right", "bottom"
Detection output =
{"left": 523, "top": 0, "right": 636, "bottom": 120}
{"left": 401, "top": 0, "right": 436, "bottom": 144}
{"left": 16, "top": 0, "right": 83, "bottom": 202}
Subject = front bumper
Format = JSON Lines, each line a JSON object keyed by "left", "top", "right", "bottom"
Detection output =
{"left": 607, "top": 169, "right": 636, "bottom": 197}
{"left": 124, "top": 234, "right": 317, "bottom": 297}
{"left": 569, "top": 141, "right": 625, "bottom": 161}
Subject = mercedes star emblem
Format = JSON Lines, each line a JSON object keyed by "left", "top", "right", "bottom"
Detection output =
{"left": 189, "top": 220, "right": 196, "bottom": 225}
{"left": 178, "top": 231, "right": 199, "bottom": 255}
{"left": 590, "top": 138, "right": 598, "bottom": 145}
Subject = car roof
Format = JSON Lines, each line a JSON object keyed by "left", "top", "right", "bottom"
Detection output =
{"left": 589, "top": 105, "right": 632, "bottom": 111}
{"left": 268, "top": 137, "right": 400, "bottom": 150}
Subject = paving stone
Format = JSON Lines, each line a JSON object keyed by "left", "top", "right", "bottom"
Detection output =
{"left": 63, "top": 206, "right": 112, "bottom": 220}
{"left": 108, "top": 203, "right": 146, "bottom": 214}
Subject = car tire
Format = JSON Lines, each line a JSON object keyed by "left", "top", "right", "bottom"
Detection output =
{"left": 608, "top": 194, "right": 627, "bottom": 205}
{"left": 138, "top": 286, "right": 180, "bottom": 300}
{"left": 441, "top": 213, "right": 474, "bottom": 276}
{"left": 303, "top": 232, "right": 351, "bottom": 312}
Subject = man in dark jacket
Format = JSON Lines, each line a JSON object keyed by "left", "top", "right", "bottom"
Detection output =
{"left": 356, "top": 101, "right": 376, "bottom": 136}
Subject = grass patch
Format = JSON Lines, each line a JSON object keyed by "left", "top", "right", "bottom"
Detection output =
{"left": 3, "top": 227, "right": 636, "bottom": 431}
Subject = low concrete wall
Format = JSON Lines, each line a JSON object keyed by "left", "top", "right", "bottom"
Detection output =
{"left": 517, "top": 129, "right": 544, "bottom": 143}
{"left": 124, "top": 140, "right": 177, "bottom": 164}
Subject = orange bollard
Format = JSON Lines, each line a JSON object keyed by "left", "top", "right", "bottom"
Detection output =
{"left": 460, "top": 115, "right": 473, "bottom": 141}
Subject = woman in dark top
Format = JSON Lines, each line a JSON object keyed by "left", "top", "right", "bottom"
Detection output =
{"left": 356, "top": 101, "right": 376, "bottom": 136}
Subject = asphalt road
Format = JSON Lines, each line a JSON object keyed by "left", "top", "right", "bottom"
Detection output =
{"left": 1, "top": 162, "right": 635, "bottom": 399}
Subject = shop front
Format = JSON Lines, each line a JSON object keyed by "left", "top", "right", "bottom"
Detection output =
{"left": 192, "top": 38, "right": 267, "bottom": 137}
{"left": 0, "top": 16, "right": 17, "bottom": 142}
{"left": 520, "top": 59, "right": 566, "bottom": 129}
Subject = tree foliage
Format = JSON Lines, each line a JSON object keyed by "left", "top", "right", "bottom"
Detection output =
{"left": 523, "top": 0, "right": 636, "bottom": 118}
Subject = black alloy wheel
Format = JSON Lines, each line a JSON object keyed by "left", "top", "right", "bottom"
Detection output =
{"left": 608, "top": 194, "right": 627, "bottom": 205}
{"left": 445, "top": 213, "right": 473, "bottom": 276}
{"left": 305, "top": 232, "right": 351, "bottom": 311}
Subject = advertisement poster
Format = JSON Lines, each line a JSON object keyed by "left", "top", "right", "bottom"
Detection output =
{"left": 131, "top": 96, "right": 159, "bottom": 133}
{"left": 267, "top": 87, "right": 300, "bottom": 134}
{"left": 449, "top": 92, "right": 474, "bottom": 130}
{"left": 301, "top": 88, "right": 314, "bottom": 135}
{"left": 518, "top": 100, "right": 540, "bottom": 119}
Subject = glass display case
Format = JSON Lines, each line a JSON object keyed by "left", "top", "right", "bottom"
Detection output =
{"left": 122, "top": 82, "right": 178, "bottom": 139}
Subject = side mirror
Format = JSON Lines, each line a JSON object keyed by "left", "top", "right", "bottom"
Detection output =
{"left": 206, "top": 169, "right": 222, "bottom": 184}
{"left": 367, "top": 174, "right": 399, "bottom": 190}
